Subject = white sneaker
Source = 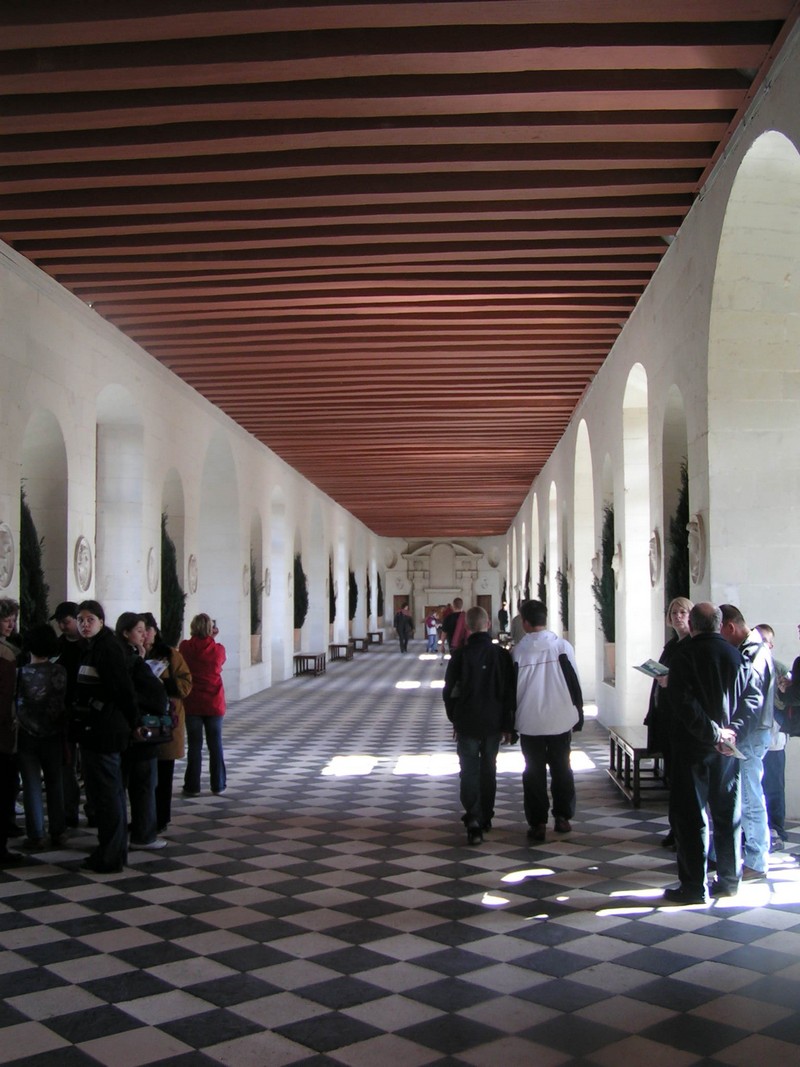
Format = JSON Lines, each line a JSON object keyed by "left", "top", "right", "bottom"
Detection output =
{"left": 131, "top": 838, "right": 167, "bottom": 850}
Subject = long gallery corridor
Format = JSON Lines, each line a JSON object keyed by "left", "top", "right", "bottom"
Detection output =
{"left": 1, "top": 642, "right": 799, "bottom": 1066}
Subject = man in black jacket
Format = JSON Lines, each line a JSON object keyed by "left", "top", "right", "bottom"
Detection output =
{"left": 443, "top": 606, "right": 516, "bottom": 845}
{"left": 664, "top": 602, "right": 760, "bottom": 904}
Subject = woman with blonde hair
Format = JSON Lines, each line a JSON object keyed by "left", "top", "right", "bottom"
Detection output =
{"left": 179, "top": 614, "right": 226, "bottom": 796}
{"left": 644, "top": 596, "right": 693, "bottom": 848}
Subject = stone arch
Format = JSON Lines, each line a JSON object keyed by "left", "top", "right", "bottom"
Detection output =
{"left": 95, "top": 385, "right": 144, "bottom": 622}
{"left": 708, "top": 130, "right": 800, "bottom": 628}
{"left": 249, "top": 508, "right": 264, "bottom": 664}
{"left": 622, "top": 364, "right": 652, "bottom": 709}
{"left": 530, "top": 493, "right": 540, "bottom": 606}
{"left": 20, "top": 408, "right": 69, "bottom": 607}
{"left": 307, "top": 498, "right": 327, "bottom": 649}
{"left": 573, "top": 421, "right": 595, "bottom": 697}
{"left": 161, "top": 468, "right": 186, "bottom": 638}
{"left": 270, "top": 486, "right": 289, "bottom": 681}
{"left": 198, "top": 431, "right": 241, "bottom": 692}
{"left": 547, "top": 482, "right": 558, "bottom": 625}
{"left": 661, "top": 385, "right": 689, "bottom": 616}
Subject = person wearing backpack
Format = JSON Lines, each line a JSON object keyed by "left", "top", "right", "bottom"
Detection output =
{"left": 443, "top": 606, "right": 516, "bottom": 845}
{"left": 15, "top": 624, "right": 68, "bottom": 850}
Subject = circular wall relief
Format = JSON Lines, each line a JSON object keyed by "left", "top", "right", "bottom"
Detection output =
{"left": 385, "top": 548, "right": 397, "bottom": 568}
{"left": 187, "top": 554, "right": 198, "bottom": 594}
{"left": 147, "top": 547, "right": 159, "bottom": 593}
{"left": 74, "top": 536, "right": 93, "bottom": 592}
{"left": 487, "top": 546, "right": 501, "bottom": 568}
{"left": 0, "top": 523, "right": 14, "bottom": 589}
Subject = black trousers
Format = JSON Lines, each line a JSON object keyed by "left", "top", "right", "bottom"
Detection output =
{"left": 670, "top": 746, "right": 741, "bottom": 894}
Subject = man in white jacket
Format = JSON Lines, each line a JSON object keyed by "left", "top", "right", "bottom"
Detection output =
{"left": 512, "top": 600, "right": 583, "bottom": 843}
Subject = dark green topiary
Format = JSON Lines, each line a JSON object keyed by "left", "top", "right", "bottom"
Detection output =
{"left": 377, "top": 572, "right": 384, "bottom": 618}
{"left": 328, "top": 557, "right": 336, "bottom": 624}
{"left": 366, "top": 571, "right": 371, "bottom": 622}
{"left": 294, "top": 553, "right": 309, "bottom": 630}
{"left": 20, "top": 485, "right": 49, "bottom": 632}
{"left": 665, "top": 459, "right": 690, "bottom": 607}
{"left": 556, "top": 566, "right": 569, "bottom": 632}
{"left": 592, "top": 504, "right": 615, "bottom": 642}
{"left": 250, "top": 557, "right": 263, "bottom": 634}
{"left": 537, "top": 555, "right": 546, "bottom": 606}
{"left": 524, "top": 562, "right": 531, "bottom": 601}
{"left": 160, "top": 513, "right": 186, "bottom": 646}
{"left": 348, "top": 569, "right": 358, "bottom": 621}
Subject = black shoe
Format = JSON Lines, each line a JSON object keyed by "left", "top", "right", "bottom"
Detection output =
{"left": 709, "top": 880, "right": 738, "bottom": 898}
{"left": 554, "top": 817, "right": 572, "bottom": 834}
{"left": 527, "top": 823, "right": 547, "bottom": 843}
{"left": 662, "top": 885, "right": 709, "bottom": 905}
{"left": 481, "top": 820, "right": 492, "bottom": 832}
{"left": 467, "top": 826, "right": 483, "bottom": 846}
{"left": 0, "top": 850, "right": 23, "bottom": 868}
{"left": 661, "top": 830, "right": 676, "bottom": 849}
{"left": 81, "top": 859, "right": 123, "bottom": 874}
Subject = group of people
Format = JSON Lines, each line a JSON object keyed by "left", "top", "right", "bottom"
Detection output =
{"left": 442, "top": 599, "right": 584, "bottom": 845}
{"left": 645, "top": 598, "right": 797, "bottom": 903}
{"left": 0, "top": 597, "right": 227, "bottom": 873}
{"left": 396, "top": 599, "right": 473, "bottom": 657}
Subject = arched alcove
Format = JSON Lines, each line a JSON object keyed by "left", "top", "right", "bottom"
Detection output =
{"left": 198, "top": 431, "right": 240, "bottom": 694}
{"left": 520, "top": 521, "right": 528, "bottom": 601}
{"left": 270, "top": 486, "right": 289, "bottom": 681}
{"left": 622, "top": 364, "right": 652, "bottom": 712}
{"left": 249, "top": 509, "right": 264, "bottom": 664}
{"left": 708, "top": 130, "right": 800, "bottom": 626}
{"left": 530, "top": 493, "right": 540, "bottom": 606}
{"left": 161, "top": 468, "right": 185, "bottom": 641}
{"left": 573, "top": 421, "right": 595, "bottom": 697}
{"left": 306, "top": 499, "right": 327, "bottom": 650}
{"left": 510, "top": 526, "right": 519, "bottom": 607}
{"left": 547, "top": 482, "right": 558, "bottom": 626}
{"left": 20, "top": 408, "right": 68, "bottom": 607}
{"left": 662, "top": 385, "right": 689, "bottom": 621}
{"left": 96, "top": 385, "right": 144, "bottom": 621}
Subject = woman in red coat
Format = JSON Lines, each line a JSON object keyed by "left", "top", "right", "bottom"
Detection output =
{"left": 179, "top": 614, "right": 226, "bottom": 796}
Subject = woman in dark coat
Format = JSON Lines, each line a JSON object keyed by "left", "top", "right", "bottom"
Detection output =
{"left": 74, "top": 600, "right": 138, "bottom": 873}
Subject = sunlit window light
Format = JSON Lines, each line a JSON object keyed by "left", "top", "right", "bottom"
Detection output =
{"left": 418, "top": 653, "right": 439, "bottom": 661}
{"left": 481, "top": 892, "right": 510, "bottom": 907}
{"left": 429, "top": 679, "right": 445, "bottom": 689}
{"left": 321, "top": 754, "right": 380, "bottom": 776}
{"left": 501, "top": 867, "right": 555, "bottom": 883}
{"left": 394, "top": 753, "right": 459, "bottom": 776}
{"left": 395, "top": 680, "right": 421, "bottom": 690}
{"left": 599, "top": 905, "right": 657, "bottom": 917}
{"left": 610, "top": 887, "right": 665, "bottom": 899}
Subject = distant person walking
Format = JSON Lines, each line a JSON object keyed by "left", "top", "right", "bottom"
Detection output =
{"left": 394, "top": 603, "right": 414, "bottom": 654}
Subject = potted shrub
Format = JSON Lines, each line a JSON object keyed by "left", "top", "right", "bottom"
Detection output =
{"left": 592, "top": 503, "right": 616, "bottom": 679}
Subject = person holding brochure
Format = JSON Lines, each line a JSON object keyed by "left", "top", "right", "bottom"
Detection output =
{"left": 642, "top": 597, "right": 692, "bottom": 848}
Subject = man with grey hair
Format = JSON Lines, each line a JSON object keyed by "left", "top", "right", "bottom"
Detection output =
{"left": 664, "top": 602, "right": 760, "bottom": 904}
{"left": 720, "top": 604, "right": 774, "bottom": 881}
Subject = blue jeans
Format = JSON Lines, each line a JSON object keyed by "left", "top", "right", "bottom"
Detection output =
{"left": 456, "top": 733, "right": 501, "bottom": 828}
{"left": 17, "top": 732, "right": 65, "bottom": 843}
{"left": 738, "top": 726, "right": 771, "bottom": 872}
{"left": 123, "top": 750, "right": 158, "bottom": 844}
{"left": 185, "top": 715, "right": 226, "bottom": 794}
{"left": 81, "top": 749, "right": 127, "bottom": 870}
{"left": 519, "top": 731, "right": 575, "bottom": 827}
{"left": 426, "top": 633, "right": 437, "bottom": 652}
{"left": 763, "top": 748, "right": 786, "bottom": 838}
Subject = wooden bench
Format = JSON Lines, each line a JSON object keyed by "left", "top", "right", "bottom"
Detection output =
{"left": 367, "top": 630, "right": 384, "bottom": 645}
{"left": 293, "top": 652, "right": 326, "bottom": 677}
{"left": 607, "top": 724, "right": 666, "bottom": 807}
{"left": 329, "top": 642, "right": 353, "bottom": 662}
{"left": 350, "top": 637, "right": 369, "bottom": 652}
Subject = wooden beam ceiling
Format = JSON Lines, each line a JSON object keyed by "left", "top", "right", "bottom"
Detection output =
{"left": 2, "top": 1, "right": 797, "bottom": 536}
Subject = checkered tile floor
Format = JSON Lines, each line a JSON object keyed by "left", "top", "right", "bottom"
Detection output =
{"left": 2, "top": 641, "right": 799, "bottom": 1066}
